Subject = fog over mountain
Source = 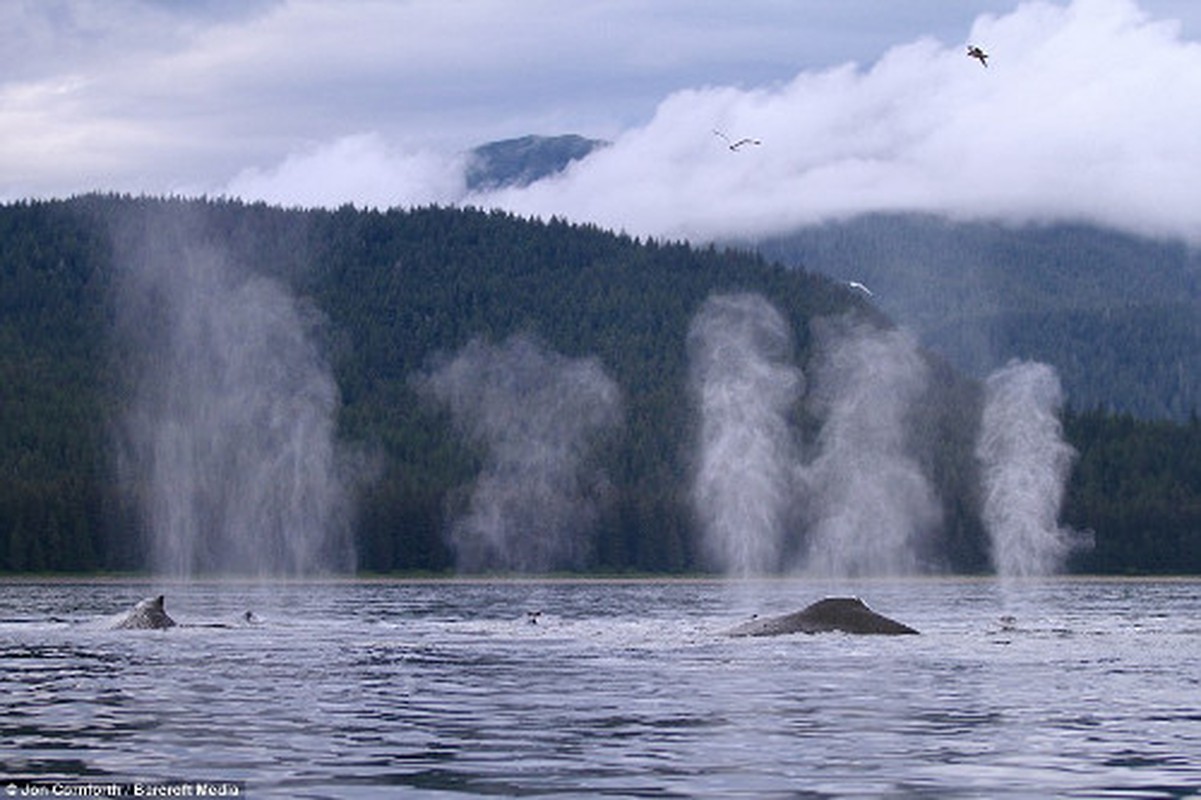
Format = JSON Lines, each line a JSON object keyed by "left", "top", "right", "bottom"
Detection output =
{"left": 8, "top": 0, "right": 1201, "bottom": 420}
{"left": 205, "top": 0, "right": 1201, "bottom": 250}
{"left": 465, "top": 135, "right": 608, "bottom": 193}
{"left": 10, "top": 1, "right": 1195, "bottom": 249}
{"left": 753, "top": 215, "right": 1201, "bottom": 419}
{"left": 476, "top": 0, "right": 1201, "bottom": 245}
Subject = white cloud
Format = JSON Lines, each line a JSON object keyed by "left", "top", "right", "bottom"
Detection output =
{"left": 223, "top": 133, "right": 465, "bottom": 209}
{"left": 4, "top": 0, "right": 1200, "bottom": 245}
{"left": 3, "top": 0, "right": 1042, "bottom": 200}
{"left": 475, "top": 0, "right": 1201, "bottom": 243}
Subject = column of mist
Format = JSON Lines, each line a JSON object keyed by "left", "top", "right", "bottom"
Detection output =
{"left": 115, "top": 234, "right": 356, "bottom": 577}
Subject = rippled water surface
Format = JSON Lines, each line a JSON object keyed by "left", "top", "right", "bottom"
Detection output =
{"left": 2, "top": 578, "right": 1199, "bottom": 798}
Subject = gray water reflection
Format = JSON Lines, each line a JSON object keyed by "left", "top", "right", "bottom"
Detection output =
{"left": 0, "top": 578, "right": 1198, "bottom": 798}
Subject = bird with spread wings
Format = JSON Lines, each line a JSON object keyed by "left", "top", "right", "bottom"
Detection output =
{"left": 713, "top": 129, "right": 762, "bottom": 151}
{"left": 967, "top": 45, "right": 988, "bottom": 67}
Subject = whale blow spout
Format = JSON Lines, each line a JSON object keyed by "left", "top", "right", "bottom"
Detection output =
{"left": 726, "top": 597, "right": 918, "bottom": 637}
{"left": 111, "top": 595, "right": 177, "bottom": 630}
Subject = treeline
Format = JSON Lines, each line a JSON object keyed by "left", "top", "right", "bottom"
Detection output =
{"left": 1064, "top": 409, "right": 1201, "bottom": 573}
{"left": 1, "top": 196, "right": 1198, "bottom": 574}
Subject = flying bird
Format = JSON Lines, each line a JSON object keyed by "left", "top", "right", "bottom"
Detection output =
{"left": 846, "top": 280, "right": 874, "bottom": 297}
{"left": 713, "top": 129, "right": 762, "bottom": 151}
{"left": 966, "top": 45, "right": 989, "bottom": 67}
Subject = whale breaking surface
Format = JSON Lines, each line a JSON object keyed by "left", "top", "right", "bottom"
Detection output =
{"left": 109, "top": 595, "right": 177, "bottom": 630}
{"left": 725, "top": 597, "right": 919, "bottom": 636}
{"left": 107, "top": 596, "right": 261, "bottom": 630}
{"left": 105, "top": 595, "right": 917, "bottom": 636}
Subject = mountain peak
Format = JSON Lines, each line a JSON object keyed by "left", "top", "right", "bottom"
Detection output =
{"left": 466, "top": 134, "right": 608, "bottom": 192}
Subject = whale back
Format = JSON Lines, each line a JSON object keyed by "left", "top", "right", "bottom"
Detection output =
{"left": 111, "top": 595, "right": 177, "bottom": 630}
{"left": 727, "top": 596, "right": 918, "bottom": 637}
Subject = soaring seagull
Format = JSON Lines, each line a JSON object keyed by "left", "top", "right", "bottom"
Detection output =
{"left": 967, "top": 45, "right": 989, "bottom": 67}
{"left": 713, "top": 129, "right": 762, "bottom": 151}
{"left": 846, "top": 281, "right": 874, "bottom": 297}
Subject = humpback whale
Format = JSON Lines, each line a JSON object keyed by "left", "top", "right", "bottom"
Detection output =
{"left": 110, "top": 595, "right": 177, "bottom": 630}
{"left": 107, "top": 596, "right": 260, "bottom": 630}
{"left": 726, "top": 597, "right": 918, "bottom": 637}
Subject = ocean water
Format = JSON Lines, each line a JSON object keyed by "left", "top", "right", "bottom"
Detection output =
{"left": 1, "top": 577, "right": 1198, "bottom": 798}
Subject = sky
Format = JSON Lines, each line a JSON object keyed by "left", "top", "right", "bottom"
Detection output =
{"left": 4, "top": 0, "right": 1201, "bottom": 243}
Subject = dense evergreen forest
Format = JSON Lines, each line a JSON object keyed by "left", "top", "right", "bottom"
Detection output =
{"left": 1, "top": 196, "right": 1199, "bottom": 574}
{"left": 753, "top": 215, "right": 1201, "bottom": 419}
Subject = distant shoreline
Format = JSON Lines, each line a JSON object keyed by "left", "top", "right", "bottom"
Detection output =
{"left": 2, "top": 572, "right": 1198, "bottom": 585}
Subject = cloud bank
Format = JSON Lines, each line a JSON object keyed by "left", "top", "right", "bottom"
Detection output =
{"left": 7, "top": 0, "right": 1198, "bottom": 244}
{"left": 12, "top": 0, "right": 974, "bottom": 199}
{"left": 477, "top": 0, "right": 1201, "bottom": 243}
{"left": 225, "top": 133, "right": 467, "bottom": 209}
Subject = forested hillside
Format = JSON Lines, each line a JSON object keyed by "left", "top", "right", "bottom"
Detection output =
{"left": 1065, "top": 410, "right": 1201, "bottom": 573}
{"left": 2, "top": 196, "right": 1199, "bottom": 574}
{"left": 753, "top": 215, "right": 1201, "bottom": 419}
